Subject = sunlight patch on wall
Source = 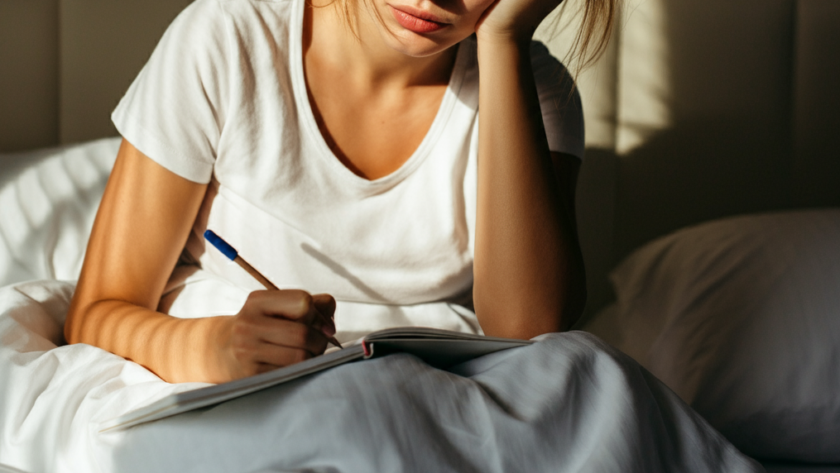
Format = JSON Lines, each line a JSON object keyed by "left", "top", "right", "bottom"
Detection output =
{"left": 615, "top": 0, "right": 672, "bottom": 155}
{"left": 536, "top": 1, "right": 620, "bottom": 150}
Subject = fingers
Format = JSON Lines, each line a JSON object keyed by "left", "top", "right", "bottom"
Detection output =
{"left": 224, "top": 290, "right": 337, "bottom": 378}
{"left": 248, "top": 316, "right": 329, "bottom": 356}
{"left": 244, "top": 289, "right": 314, "bottom": 321}
{"left": 312, "top": 293, "right": 337, "bottom": 337}
{"left": 227, "top": 315, "right": 327, "bottom": 376}
{"left": 232, "top": 306, "right": 327, "bottom": 354}
{"left": 312, "top": 293, "right": 336, "bottom": 317}
{"left": 244, "top": 290, "right": 336, "bottom": 336}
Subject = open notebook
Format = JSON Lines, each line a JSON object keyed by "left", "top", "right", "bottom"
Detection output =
{"left": 99, "top": 327, "right": 531, "bottom": 432}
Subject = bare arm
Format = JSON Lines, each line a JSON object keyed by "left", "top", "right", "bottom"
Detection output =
{"left": 473, "top": 10, "right": 586, "bottom": 338}
{"left": 66, "top": 140, "right": 335, "bottom": 383}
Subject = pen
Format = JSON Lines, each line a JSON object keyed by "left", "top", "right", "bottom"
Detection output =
{"left": 203, "top": 229, "right": 343, "bottom": 349}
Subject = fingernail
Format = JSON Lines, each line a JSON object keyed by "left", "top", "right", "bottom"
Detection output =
{"left": 322, "top": 324, "right": 336, "bottom": 337}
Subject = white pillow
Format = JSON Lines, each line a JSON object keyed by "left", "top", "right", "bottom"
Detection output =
{"left": 583, "top": 210, "right": 840, "bottom": 462}
{"left": 0, "top": 138, "right": 119, "bottom": 287}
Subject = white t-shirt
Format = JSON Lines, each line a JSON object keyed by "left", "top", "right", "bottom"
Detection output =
{"left": 112, "top": 0, "right": 584, "bottom": 342}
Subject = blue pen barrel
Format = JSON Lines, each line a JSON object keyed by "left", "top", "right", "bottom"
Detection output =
{"left": 204, "top": 230, "right": 239, "bottom": 261}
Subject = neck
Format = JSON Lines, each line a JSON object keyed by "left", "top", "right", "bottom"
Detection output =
{"left": 304, "top": 0, "right": 457, "bottom": 90}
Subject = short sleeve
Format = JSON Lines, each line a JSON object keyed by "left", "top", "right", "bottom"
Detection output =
{"left": 530, "top": 41, "right": 585, "bottom": 159}
{"left": 111, "top": 0, "right": 231, "bottom": 183}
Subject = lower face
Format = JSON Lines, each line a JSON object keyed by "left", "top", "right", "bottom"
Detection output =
{"left": 364, "top": 0, "right": 496, "bottom": 57}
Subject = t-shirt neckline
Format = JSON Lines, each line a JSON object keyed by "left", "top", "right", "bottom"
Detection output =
{"left": 289, "top": 0, "right": 468, "bottom": 190}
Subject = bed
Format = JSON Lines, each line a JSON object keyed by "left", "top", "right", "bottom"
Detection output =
{"left": 1, "top": 0, "right": 839, "bottom": 471}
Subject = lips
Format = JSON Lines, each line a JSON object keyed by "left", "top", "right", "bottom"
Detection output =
{"left": 388, "top": 5, "right": 450, "bottom": 34}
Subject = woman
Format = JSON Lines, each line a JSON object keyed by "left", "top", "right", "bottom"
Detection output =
{"left": 64, "top": 0, "right": 614, "bottom": 384}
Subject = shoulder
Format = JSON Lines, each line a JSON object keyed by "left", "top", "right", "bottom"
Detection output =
{"left": 158, "top": 0, "right": 232, "bottom": 56}
{"left": 178, "top": 0, "right": 293, "bottom": 16}
{"left": 528, "top": 42, "right": 584, "bottom": 159}
{"left": 529, "top": 41, "right": 574, "bottom": 88}
{"left": 170, "top": 0, "right": 229, "bottom": 25}
{"left": 529, "top": 40, "right": 555, "bottom": 60}
{"left": 168, "top": 0, "right": 296, "bottom": 38}
{"left": 529, "top": 40, "right": 553, "bottom": 60}
{"left": 528, "top": 40, "right": 579, "bottom": 110}
{"left": 155, "top": 0, "right": 299, "bottom": 72}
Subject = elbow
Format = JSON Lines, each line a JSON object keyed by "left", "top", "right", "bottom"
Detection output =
{"left": 64, "top": 292, "right": 96, "bottom": 346}
{"left": 473, "top": 240, "right": 588, "bottom": 338}
{"left": 473, "top": 264, "right": 587, "bottom": 340}
{"left": 64, "top": 301, "right": 83, "bottom": 345}
{"left": 475, "top": 282, "right": 587, "bottom": 340}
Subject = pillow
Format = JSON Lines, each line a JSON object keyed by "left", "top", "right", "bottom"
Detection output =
{"left": 582, "top": 210, "right": 840, "bottom": 462}
{"left": 0, "top": 138, "right": 119, "bottom": 287}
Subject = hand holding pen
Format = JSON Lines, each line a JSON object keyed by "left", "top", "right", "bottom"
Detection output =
{"left": 204, "top": 230, "right": 341, "bottom": 379}
{"left": 205, "top": 230, "right": 342, "bottom": 349}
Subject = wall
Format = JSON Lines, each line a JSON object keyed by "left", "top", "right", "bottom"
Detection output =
{"left": 0, "top": 0, "right": 192, "bottom": 151}
{"left": 537, "top": 0, "right": 840, "bottom": 315}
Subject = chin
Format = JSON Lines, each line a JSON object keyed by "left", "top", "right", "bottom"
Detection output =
{"left": 380, "top": 27, "right": 467, "bottom": 58}
{"left": 389, "top": 37, "right": 455, "bottom": 57}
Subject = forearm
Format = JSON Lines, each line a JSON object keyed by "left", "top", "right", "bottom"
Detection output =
{"left": 66, "top": 298, "right": 230, "bottom": 384}
{"left": 61, "top": 139, "right": 228, "bottom": 383}
{"left": 473, "top": 36, "right": 585, "bottom": 338}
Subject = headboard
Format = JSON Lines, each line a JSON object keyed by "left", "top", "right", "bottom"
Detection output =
{"left": 2, "top": 0, "right": 839, "bottom": 316}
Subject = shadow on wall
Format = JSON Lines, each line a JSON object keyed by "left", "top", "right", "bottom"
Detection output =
{"left": 615, "top": 118, "right": 793, "bottom": 259}
{"left": 579, "top": 119, "right": 794, "bottom": 318}
{"left": 613, "top": 0, "right": 796, "bottom": 259}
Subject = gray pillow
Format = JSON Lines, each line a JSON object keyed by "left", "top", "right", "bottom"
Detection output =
{"left": 583, "top": 210, "right": 840, "bottom": 462}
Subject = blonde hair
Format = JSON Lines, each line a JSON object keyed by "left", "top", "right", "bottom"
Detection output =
{"left": 551, "top": 0, "right": 620, "bottom": 74}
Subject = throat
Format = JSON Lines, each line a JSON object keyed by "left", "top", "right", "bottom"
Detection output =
{"left": 306, "top": 84, "right": 448, "bottom": 181}
{"left": 302, "top": 3, "right": 458, "bottom": 181}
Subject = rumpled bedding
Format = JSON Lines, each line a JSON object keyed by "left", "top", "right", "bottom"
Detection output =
{"left": 0, "top": 280, "right": 763, "bottom": 473}
{"left": 0, "top": 139, "right": 762, "bottom": 472}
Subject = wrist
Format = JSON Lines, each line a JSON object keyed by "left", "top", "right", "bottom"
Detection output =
{"left": 475, "top": 33, "right": 532, "bottom": 76}
{"left": 477, "top": 30, "right": 531, "bottom": 49}
{"left": 476, "top": 31, "right": 532, "bottom": 66}
{"left": 192, "top": 315, "right": 235, "bottom": 384}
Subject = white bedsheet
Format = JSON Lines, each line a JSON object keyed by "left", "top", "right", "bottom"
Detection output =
{"left": 0, "top": 279, "right": 763, "bottom": 473}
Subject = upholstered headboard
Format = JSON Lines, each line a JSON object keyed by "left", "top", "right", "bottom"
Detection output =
{"left": 2, "top": 0, "right": 839, "bottom": 315}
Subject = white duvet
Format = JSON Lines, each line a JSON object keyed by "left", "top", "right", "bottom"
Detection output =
{"left": 0, "top": 139, "right": 763, "bottom": 472}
